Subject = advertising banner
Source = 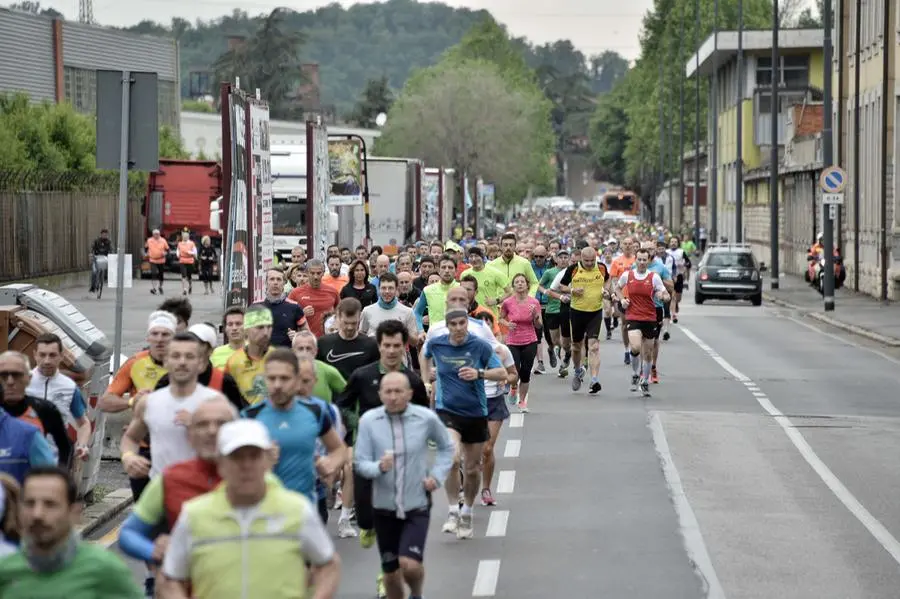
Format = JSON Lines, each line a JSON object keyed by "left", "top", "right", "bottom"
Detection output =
{"left": 422, "top": 169, "right": 440, "bottom": 240}
{"left": 249, "top": 103, "right": 273, "bottom": 303}
{"left": 309, "top": 121, "right": 331, "bottom": 259}
{"left": 224, "top": 93, "right": 249, "bottom": 308}
{"left": 328, "top": 139, "right": 363, "bottom": 206}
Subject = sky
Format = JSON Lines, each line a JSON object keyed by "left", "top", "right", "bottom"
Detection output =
{"left": 38, "top": 0, "right": 655, "bottom": 60}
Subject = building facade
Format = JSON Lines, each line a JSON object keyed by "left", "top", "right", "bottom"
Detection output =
{"left": 686, "top": 29, "right": 825, "bottom": 255}
{"left": 834, "top": 0, "right": 898, "bottom": 299}
{"left": 0, "top": 8, "right": 180, "bottom": 131}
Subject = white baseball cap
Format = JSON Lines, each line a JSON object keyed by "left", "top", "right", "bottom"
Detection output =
{"left": 188, "top": 323, "right": 218, "bottom": 348}
{"left": 217, "top": 420, "right": 273, "bottom": 457}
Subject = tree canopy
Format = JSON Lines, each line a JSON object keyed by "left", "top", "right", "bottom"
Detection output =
{"left": 589, "top": 0, "right": 774, "bottom": 194}
{"left": 0, "top": 93, "right": 189, "bottom": 172}
{"left": 377, "top": 16, "right": 556, "bottom": 206}
{"left": 347, "top": 76, "right": 395, "bottom": 129}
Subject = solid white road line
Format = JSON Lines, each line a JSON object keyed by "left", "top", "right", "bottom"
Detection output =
{"left": 472, "top": 559, "right": 501, "bottom": 596}
{"left": 509, "top": 413, "right": 524, "bottom": 428}
{"left": 496, "top": 471, "right": 516, "bottom": 494}
{"left": 503, "top": 439, "right": 521, "bottom": 458}
{"left": 485, "top": 510, "right": 510, "bottom": 537}
{"left": 649, "top": 412, "right": 727, "bottom": 599}
{"left": 682, "top": 325, "right": 900, "bottom": 567}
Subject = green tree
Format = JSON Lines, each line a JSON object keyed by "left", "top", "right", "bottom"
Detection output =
{"left": 796, "top": 0, "right": 824, "bottom": 27}
{"left": 347, "top": 76, "right": 394, "bottom": 128}
{"left": 439, "top": 16, "right": 556, "bottom": 201}
{"left": 213, "top": 8, "right": 306, "bottom": 120}
{"left": 377, "top": 60, "right": 550, "bottom": 207}
{"left": 0, "top": 93, "right": 192, "bottom": 170}
{"left": 589, "top": 51, "right": 631, "bottom": 95}
{"left": 590, "top": 83, "right": 630, "bottom": 184}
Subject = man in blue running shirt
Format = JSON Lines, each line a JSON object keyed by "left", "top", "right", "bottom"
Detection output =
{"left": 634, "top": 242, "right": 675, "bottom": 384}
{"left": 243, "top": 349, "right": 347, "bottom": 506}
{"left": 421, "top": 309, "right": 506, "bottom": 541}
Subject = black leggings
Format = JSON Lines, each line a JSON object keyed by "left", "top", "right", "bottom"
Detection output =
{"left": 509, "top": 342, "right": 538, "bottom": 384}
{"left": 353, "top": 470, "right": 374, "bottom": 531}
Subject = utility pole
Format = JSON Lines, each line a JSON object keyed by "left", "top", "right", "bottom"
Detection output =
{"left": 659, "top": 56, "right": 666, "bottom": 227}
{"left": 710, "top": 0, "right": 720, "bottom": 243}
{"left": 822, "top": 0, "right": 836, "bottom": 309}
{"left": 769, "top": 0, "right": 780, "bottom": 290}
{"left": 735, "top": 0, "right": 744, "bottom": 242}
{"left": 678, "top": 3, "right": 686, "bottom": 235}
{"left": 693, "top": 0, "right": 701, "bottom": 248}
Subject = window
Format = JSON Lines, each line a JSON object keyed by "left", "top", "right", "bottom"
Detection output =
{"left": 63, "top": 67, "right": 97, "bottom": 114}
{"left": 756, "top": 55, "right": 810, "bottom": 88}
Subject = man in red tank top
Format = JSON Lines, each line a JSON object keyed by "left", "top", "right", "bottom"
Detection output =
{"left": 614, "top": 248, "right": 670, "bottom": 398}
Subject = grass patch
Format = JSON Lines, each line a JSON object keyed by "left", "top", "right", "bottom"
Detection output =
{"left": 85, "top": 484, "right": 112, "bottom": 506}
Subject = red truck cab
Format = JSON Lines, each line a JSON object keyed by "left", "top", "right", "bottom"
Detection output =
{"left": 141, "top": 159, "right": 223, "bottom": 279}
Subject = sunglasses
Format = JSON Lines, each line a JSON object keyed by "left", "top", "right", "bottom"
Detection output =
{"left": 0, "top": 371, "right": 26, "bottom": 380}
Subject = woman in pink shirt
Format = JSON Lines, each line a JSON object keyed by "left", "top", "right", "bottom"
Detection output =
{"left": 500, "top": 273, "right": 542, "bottom": 412}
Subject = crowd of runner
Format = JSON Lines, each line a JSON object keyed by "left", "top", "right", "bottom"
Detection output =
{"left": 0, "top": 210, "right": 702, "bottom": 599}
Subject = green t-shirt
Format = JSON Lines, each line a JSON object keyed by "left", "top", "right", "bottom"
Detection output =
{"left": 132, "top": 474, "right": 165, "bottom": 524}
{"left": 460, "top": 266, "right": 508, "bottom": 314}
{"left": 313, "top": 360, "right": 347, "bottom": 402}
{"left": 0, "top": 543, "right": 142, "bottom": 599}
{"left": 539, "top": 267, "right": 562, "bottom": 314}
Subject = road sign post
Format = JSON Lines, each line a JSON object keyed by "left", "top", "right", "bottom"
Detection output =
{"left": 96, "top": 70, "right": 159, "bottom": 373}
{"left": 818, "top": 166, "right": 846, "bottom": 312}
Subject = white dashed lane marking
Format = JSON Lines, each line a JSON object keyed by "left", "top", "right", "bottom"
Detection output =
{"left": 472, "top": 559, "right": 501, "bottom": 596}
{"left": 496, "top": 470, "right": 516, "bottom": 494}
{"left": 503, "top": 439, "right": 521, "bottom": 458}
{"left": 485, "top": 510, "right": 510, "bottom": 537}
{"left": 508, "top": 413, "right": 524, "bottom": 428}
{"left": 681, "top": 325, "right": 900, "bottom": 566}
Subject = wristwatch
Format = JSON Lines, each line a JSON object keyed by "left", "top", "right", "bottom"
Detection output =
{"left": 477, "top": 369, "right": 484, "bottom": 379}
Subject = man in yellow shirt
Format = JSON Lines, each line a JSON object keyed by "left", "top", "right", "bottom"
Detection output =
{"left": 224, "top": 306, "right": 274, "bottom": 405}
{"left": 552, "top": 247, "right": 608, "bottom": 395}
{"left": 459, "top": 247, "right": 507, "bottom": 315}
{"left": 211, "top": 306, "right": 245, "bottom": 368}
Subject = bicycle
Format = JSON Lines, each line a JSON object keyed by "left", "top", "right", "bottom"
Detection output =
{"left": 90, "top": 255, "right": 108, "bottom": 299}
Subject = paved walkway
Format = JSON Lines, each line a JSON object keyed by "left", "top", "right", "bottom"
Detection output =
{"left": 763, "top": 274, "right": 900, "bottom": 346}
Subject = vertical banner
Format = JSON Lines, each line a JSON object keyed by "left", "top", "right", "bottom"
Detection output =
{"left": 250, "top": 103, "right": 273, "bottom": 303}
{"left": 224, "top": 92, "right": 250, "bottom": 308}
{"left": 422, "top": 169, "right": 440, "bottom": 240}
{"left": 328, "top": 139, "right": 363, "bottom": 206}
{"left": 306, "top": 120, "right": 330, "bottom": 259}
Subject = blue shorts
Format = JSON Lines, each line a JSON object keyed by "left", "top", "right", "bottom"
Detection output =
{"left": 486, "top": 394, "right": 509, "bottom": 422}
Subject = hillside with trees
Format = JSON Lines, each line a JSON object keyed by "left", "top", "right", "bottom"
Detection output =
{"left": 119, "top": 0, "right": 629, "bottom": 122}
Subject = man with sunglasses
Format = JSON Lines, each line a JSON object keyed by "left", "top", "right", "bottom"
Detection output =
{"left": 0, "top": 351, "right": 71, "bottom": 469}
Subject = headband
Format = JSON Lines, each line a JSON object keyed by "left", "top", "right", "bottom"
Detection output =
{"left": 244, "top": 308, "right": 274, "bottom": 329}
{"left": 147, "top": 311, "right": 177, "bottom": 333}
{"left": 445, "top": 309, "right": 469, "bottom": 322}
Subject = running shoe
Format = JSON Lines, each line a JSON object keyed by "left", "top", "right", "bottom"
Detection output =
{"left": 558, "top": 365, "right": 568, "bottom": 379}
{"left": 640, "top": 378, "right": 651, "bottom": 397}
{"left": 650, "top": 368, "right": 660, "bottom": 384}
{"left": 548, "top": 349, "right": 558, "bottom": 369}
{"left": 533, "top": 361, "right": 545, "bottom": 375}
{"left": 481, "top": 488, "right": 496, "bottom": 506}
{"left": 606, "top": 330, "right": 612, "bottom": 340}
{"left": 337, "top": 517, "right": 358, "bottom": 538}
{"left": 630, "top": 374, "right": 640, "bottom": 392}
{"left": 442, "top": 512, "right": 460, "bottom": 533}
{"left": 662, "top": 331, "right": 670, "bottom": 341}
{"left": 572, "top": 367, "right": 585, "bottom": 391}
{"left": 673, "top": 316, "right": 679, "bottom": 323}
{"left": 457, "top": 513, "right": 474, "bottom": 539}
{"left": 588, "top": 380, "right": 602, "bottom": 394}
{"left": 517, "top": 399, "right": 529, "bottom": 413}
{"left": 333, "top": 486, "right": 343, "bottom": 510}
{"left": 624, "top": 351, "right": 631, "bottom": 365}
{"left": 376, "top": 573, "right": 387, "bottom": 599}
{"left": 360, "top": 528, "right": 376, "bottom": 549}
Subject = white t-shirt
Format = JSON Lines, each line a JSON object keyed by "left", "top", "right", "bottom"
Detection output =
{"left": 485, "top": 345, "right": 515, "bottom": 398}
{"left": 359, "top": 302, "right": 418, "bottom": 339}
{"left": 667, "top": 247, "right": 686, "bottom": 271}
{"left": 143, "top": 384, "right": 220, "bottom": 476}
{"left": 162, "top": 498, "right": 335, "bottom": 581}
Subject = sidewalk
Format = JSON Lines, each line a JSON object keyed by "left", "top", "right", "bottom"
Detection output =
{"left": 763, "top": 274, "right": 900, "bottom": 347}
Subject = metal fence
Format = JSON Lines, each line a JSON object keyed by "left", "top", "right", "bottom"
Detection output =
{"left": 0, "top": 171, "right": 145, "bottom": 282}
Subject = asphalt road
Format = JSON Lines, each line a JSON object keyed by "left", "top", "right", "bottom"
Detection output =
{"left": 84, "top": 289, "right": 900, "bottom": 598}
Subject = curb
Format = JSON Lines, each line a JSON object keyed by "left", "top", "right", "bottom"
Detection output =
{"left": 77, "top": 487, "right": 133, "bottom": 539}
{"left": 763, "top": 293, "right": 900, "bottom": 348}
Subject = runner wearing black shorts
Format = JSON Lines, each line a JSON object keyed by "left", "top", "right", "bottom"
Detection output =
{"left": 421, "top": 309, "right": 507, "bottom": 540}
